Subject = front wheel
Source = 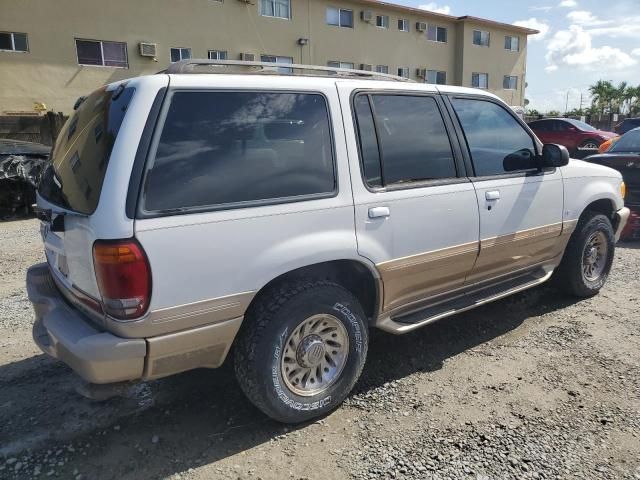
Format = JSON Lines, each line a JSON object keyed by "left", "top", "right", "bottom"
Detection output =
{"left": 578, "top": 139, "right": 601, "bottom": 151}
{"left": 234, "top": 280, "right": 368, "bottom": 423}
{"left": 554, "top": 212, "right": 615, "bottom": 297}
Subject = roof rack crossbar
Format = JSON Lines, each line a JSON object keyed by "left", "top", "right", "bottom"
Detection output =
{"left": 164, "top": 59, "right": 414, "bottom": 82}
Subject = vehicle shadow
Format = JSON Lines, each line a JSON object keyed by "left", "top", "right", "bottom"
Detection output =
{"left": 618, "top": 241, "right": 640, "bottom": 250}
{"left": 0, "top": 285, "right": 581, "bottom": 479}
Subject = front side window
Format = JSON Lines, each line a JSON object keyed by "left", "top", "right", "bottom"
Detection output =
{"left": 452, "top": 98, "right": 536, "bottom": 176}
{"left": 503, "top": 75, "right": 518, "bottom": 90}
{"left": 376, "top": 15, "right": 389, "bottom": 28}
{"left": 208, "top": 50, "right": 227, "bottom": 60}
{"left": 505, "top": 35, "right": 519, "bottom": 51}
{"left": 260, "top": 0, "right": 291, "bottom": 19}
{"left": 170, "top": 47, "right": 191, "bottom": 63}
{"left": 427, "top": 25, "right": 447, "bottom": 43}
{"left": 144, "top": 91, "right": 335, "bottom": 212}
{"left": 328, "top": 61, "right": 354, "bottom": 69}
{"left": 326, "top": 7, "right": 353, "bottom": 27}
{"left": 473, "top": 30, "right": 490, "bottom": 47}
{"left": 398, "top": 19, "right": 409, "bottom": 32}
{"left": 76, "top": 39, "right": 128, "bottom": 67}
{"left": 426, "top": 70, "right": 446, "bottom": 85}
{"left": 375, "top": 65, "right": 389, "bottom": 74}
{"left": 261, "top": 55, "right": 293, "bottom": 73}
{"left": 0, "top": 32, "right": 28, "bottom": 52}
{"left": 354, "top": 94, "right": 457, "bottom": 187}
{"left": 472, "top": 72, "right": 489, "bottom": 89}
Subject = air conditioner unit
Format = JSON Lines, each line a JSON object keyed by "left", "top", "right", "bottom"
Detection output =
{"left": 240, "top": 53, "right": 255, "bottom": 61}
{"left": 416, "top": 68, "right": 427, "bottom": 78}
{"left": 360, "top": 64, "right": 373, "bottom": 71}
{"left": 361, "top": 10, "right": 373, "bottom": 22}
{"left": 139, "top": 42, "right": 157, "bottom": 58}
{"left": 416, "top": 22, "right": 427, "bottom": 32}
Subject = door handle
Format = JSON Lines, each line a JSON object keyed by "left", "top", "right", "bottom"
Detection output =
{"left": 485, "top": 190, "right": 500, "bottom": 201}
{"left": 368, "top": 206, "right": 390, "bottom": 219}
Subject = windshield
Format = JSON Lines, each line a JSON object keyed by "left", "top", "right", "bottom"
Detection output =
{"left": 565, "top": 118, "right": 597, "bottom": 132}
{"left": 39, "top": 84, "right": 135, "bottom": 214}
{"left": 610, "top": 129, "right": 640, "bottom": 153}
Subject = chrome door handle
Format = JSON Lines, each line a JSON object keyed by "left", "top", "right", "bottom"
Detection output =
{"left": 485, "top": 190, "right": 500, "bottom": 201}
{"left": 368, "top": 206, "right": 390, "bottom": 218}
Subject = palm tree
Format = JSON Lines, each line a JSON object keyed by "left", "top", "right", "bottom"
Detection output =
{"left": 589, "top": 80, "right": 615, "bottom": 116}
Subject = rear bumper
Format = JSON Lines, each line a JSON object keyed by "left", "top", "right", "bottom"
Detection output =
{"left": 27, "top": 263, "right": 242, "bottom": 384}
{"left": 614, "top": 207, "right": 631, "bottom": 242}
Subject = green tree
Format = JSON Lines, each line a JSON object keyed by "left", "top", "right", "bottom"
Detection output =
{"left": 589, "top": 80, "right": 615, "bottom": 116}
{"left": 547, "top": 110, "right": 561, "bottom": 117}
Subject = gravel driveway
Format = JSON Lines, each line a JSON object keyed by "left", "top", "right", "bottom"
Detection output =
{"left": 0, "top": 219, "right": 638, "bottom": 480}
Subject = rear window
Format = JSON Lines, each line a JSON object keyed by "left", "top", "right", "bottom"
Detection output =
{"left": 39, "top": 84, "right": 135, "bottom": 214}
{"left": 142, "top": 91, "right": 335, "bottom": 213}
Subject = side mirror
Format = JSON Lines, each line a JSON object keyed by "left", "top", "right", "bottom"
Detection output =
{"left": 541, "top": 144, "right": 570, "bottom": 168}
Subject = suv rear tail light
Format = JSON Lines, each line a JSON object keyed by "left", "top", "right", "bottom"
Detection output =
{"left": 93, "top": 239, "right": 151, "bottom": 320}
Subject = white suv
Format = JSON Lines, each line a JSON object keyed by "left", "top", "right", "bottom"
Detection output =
{"left": 27, "top": 61, "right": 629, "bottom": 423}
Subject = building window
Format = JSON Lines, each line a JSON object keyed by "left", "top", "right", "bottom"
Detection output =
{"left": 503, "top": 75, "right": 518, "bottom": 90}
{"left": 426, "top": 70, "right": 447, "bottom": 85}
{"left": 170, "top": 47, "right": 191, "bottom": 63}
{"left": 327, "top": 61, "right": 354, "bottom": 69}
{"left": 376, "top": 15, "right": 389, "bottom": 28}
{"left": 398, "top": 19, "right": 409, "bottom": 32}
{"left": 473, "top": 30, "right": 490, "bottom": 47}
{"left": 397, "top": 67, "right": 409, "bottom": 78}
{"left": 472, "top": 72, "right": 489, "bottom": 89}
{"left": 76, "top": 39, "right": 128, "bottom": 67}
{"left": 0, "top": 32, "right": 28, "bottom": 52}
{"left": 260, "top": 0, "right": 291, "bottom": 19}
{"left": 261, "top": 55, "right": 293, "bottom": 73}
{"left": 427, "top": 25, "right": 447, "bottom": 43}
{"left": 375, "top": 65, "right": 389, "bottom": 74}
{"left": 208, "top": 50, "right": 227, "bottom": 60}
{"left": 326, "top": 7, "right": 353, "bottom": 27}
{"left": 505, "top": 36, "right": 519, "bottom": 52}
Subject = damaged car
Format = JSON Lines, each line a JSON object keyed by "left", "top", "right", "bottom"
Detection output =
{"left": 0, "top": 138, "right": 50, "bottom": 218}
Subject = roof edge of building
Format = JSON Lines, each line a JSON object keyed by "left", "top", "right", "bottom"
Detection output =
{"left": 351, "top": 0, "right": 539, "bottom": 35}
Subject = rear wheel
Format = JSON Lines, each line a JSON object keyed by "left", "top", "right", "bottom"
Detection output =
{"left": 234, "top": 280, "right": 368, "bottom": 423}
{"left": 554, "top": 212, "right": 615, "bottom": 297}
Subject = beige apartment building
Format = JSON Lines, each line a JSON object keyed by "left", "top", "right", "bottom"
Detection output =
{"left": 0, "top": 0, "right": 536, "bottom": 114}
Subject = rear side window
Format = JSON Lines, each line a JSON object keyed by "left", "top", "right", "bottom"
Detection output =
{"left": 451, "top": 98, "right": 536, "bottom": 176}
{"left": 143, "top": 91, "right": 335, "bottom": 212}
{"left": 39, "top": 84, "right": 135, "bottom": 214}
{"left": 354, "top": 94, "right": 457, "bottom": 187}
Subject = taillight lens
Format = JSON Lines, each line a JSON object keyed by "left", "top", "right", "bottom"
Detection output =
{"left": 93, "top": 239, "right": 151, "bottom": 320}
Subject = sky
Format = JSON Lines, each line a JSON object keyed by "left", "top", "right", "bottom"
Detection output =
{"left": 396, "top": 0, "right": 640, "bottom": 112}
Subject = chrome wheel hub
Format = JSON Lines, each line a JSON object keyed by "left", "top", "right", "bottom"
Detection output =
{"left": 281, "top": 314, "right": 349, "bottom": 397}
{"left": 582, "top": 231, "right": 608, "bottom": 281}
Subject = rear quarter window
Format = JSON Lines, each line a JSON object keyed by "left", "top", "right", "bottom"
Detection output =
{"left": 142, "top": 91, "right": 336, "bottom": 213}
{"left": 39, "top": 84, "right": 135, "bottom": 214}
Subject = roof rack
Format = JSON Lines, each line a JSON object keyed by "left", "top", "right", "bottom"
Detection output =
{"left": 164, "top": 59, "right": 413, "bottom": 82}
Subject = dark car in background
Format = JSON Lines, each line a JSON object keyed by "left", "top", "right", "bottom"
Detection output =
{"left": 585, "top": 127, "right": 640, "bottom": 240}
{"left": 528, "top": 118, "right": 616, "bottom": 155}
{"left": 614, "top": 118, "right": 640, "bottom": 135}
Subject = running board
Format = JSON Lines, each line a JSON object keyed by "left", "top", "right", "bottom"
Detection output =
{"left": 376, "top": 268, "right": 553, "bottom": 334}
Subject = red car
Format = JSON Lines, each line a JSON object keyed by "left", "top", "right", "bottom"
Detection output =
{"left": 528, "top": 118, "right": 617, "bottom": 154}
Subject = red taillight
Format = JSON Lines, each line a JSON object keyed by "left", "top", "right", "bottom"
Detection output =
{"left": 93, "top": 239, "right": 151, "bottom": 320}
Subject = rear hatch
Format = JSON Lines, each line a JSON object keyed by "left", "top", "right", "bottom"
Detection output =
{"left": 37, "top": 83, "right": 136, "bottom": 314}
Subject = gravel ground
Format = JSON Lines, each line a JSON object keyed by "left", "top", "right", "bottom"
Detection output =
{"left": 0, "top": 218, "right": 639, "bottom": 480}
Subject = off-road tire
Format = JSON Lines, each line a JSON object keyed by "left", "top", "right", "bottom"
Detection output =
{"left": 234, "top": 280, "right": 368, "bottom": 423}
{"left": 554, "top": 212, "right": 615, "bottom": 297}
